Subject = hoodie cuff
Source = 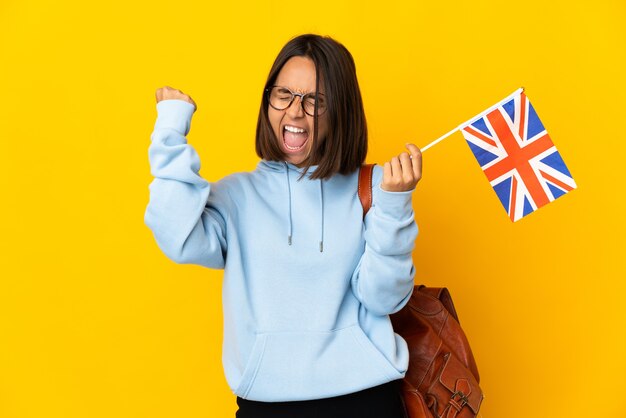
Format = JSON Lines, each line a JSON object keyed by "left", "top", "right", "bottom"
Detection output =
{"left": 154, "top": 99, "right": 196, "bottom": 137}
{"left": 372, "top": 184, "right": 415, "bottom": 220}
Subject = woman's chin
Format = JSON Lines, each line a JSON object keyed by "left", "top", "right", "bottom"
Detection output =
{"left": 285, "top": 156, "right": 306, "bottom": 166}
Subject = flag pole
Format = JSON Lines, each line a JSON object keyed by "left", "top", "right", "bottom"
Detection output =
{"left": 420, "top": 87, "right": 525, "bottom": 152}
{"left": 420, "top": 125, "right": 459, "bottom": 152}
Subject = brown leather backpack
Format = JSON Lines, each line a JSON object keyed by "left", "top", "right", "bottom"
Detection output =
{"left": 358, "top": 163, "right": 484, "bottom": 418}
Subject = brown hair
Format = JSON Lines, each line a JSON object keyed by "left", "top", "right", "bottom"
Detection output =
{"left": 255, "top": 34, "right": 368, "bottom": 180}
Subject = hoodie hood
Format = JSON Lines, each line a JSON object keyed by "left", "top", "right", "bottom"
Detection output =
{"left": 257, "top": 160, "right": 325, "bottom": 252}
{"left": 257, "top": 159, "right": 319, "bottom": 174}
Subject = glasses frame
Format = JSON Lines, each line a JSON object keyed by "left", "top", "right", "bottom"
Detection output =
{"left": 266, "top": 85, "right": 327, "bottom": 117}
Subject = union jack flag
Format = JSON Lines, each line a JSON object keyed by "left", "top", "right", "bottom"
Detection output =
{"left": 460, "top": 91, "right": 577, "bottom": 222}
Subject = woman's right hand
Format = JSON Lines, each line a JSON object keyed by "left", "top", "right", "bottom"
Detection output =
{"left": 155, "top": 86, "right": 197, "bottom": 112}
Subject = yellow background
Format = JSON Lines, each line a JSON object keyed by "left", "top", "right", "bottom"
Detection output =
{"left": 1, "top": 1, "right": 624, "bottom": 417}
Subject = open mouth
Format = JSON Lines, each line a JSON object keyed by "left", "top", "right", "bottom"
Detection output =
{"left": 283, "top": 125, "right": 309, "bottom": 151}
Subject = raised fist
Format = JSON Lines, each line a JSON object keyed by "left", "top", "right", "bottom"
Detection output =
{"left": 381, "top": 143, "right": 422, "bottom": 192}
{"left": 155, "top": 86, "right": 197, "bottom": 112}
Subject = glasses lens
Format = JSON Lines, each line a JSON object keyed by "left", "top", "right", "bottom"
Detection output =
{"left": 303, "top": 93, "right": 326, "bottom": 116}
{"left": 269, "top": 87, "right": 293, "bottom": 110}
{"left": 302, "top": 95, "right": 316, "bottom": 116}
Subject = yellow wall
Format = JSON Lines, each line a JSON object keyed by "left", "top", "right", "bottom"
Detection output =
{"left": 1, "top": 1, "right": 624, "bottom": 417}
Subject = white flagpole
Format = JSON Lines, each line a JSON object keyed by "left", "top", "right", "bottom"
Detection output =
{"left": 420, "top": 87, "right": 525, "bottom": 152}
{"left": 420, "top": 125, "right": 460, "bottom": 152}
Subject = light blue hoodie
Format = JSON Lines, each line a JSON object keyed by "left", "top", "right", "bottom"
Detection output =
{"left": 144, "top": 99, "right": 419, "bottom": 402}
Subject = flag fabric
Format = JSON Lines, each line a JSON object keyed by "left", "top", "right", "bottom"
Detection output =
{"left": 459, "top": 91, "right": 576, "bottom": 222}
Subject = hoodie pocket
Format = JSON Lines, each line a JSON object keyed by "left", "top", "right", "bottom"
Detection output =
{"left": 234, "top": 324, "right": 403, "bottom": 401}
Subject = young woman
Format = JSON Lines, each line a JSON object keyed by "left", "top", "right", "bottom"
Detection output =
{"left": 145, "top": 33, "right": 422, "bottom": 418}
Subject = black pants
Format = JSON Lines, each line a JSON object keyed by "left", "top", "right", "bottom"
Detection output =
{"left": 235, "top": 379, "right": 406, "bottom": 418}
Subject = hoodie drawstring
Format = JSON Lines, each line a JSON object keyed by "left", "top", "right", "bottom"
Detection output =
{"left": 319, "top": 179, "right": 324, "bottom": 252}
{"left": 284, "top": 162, "right": 324, "bottom": 252}
{"left": 285, "top": 163, "right": 293, "bottom": 246}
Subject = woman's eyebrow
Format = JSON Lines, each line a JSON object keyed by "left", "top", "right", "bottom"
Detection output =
{"left": 277, "top": 85, "right": 324, "bottom": 96}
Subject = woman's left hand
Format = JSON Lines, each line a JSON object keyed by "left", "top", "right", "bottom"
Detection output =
{"left": 381, "top": 143, "right": 422, "bottom": 192}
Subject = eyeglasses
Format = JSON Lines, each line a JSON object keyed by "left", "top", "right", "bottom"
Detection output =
{"left": 266, "top": 85, "right": 327, "bottom": 116}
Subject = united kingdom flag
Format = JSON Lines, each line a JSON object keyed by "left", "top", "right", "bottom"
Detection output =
{"left": 460, "top": 91, "right": 577, "bottom": 222}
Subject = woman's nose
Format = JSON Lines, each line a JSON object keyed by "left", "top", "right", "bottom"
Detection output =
{"left": 286, "top": 95, "right": 305, "bottom": 118}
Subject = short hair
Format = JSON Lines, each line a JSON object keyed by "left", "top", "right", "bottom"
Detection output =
{"left": 255, "top": 34, "right": 368, "bottom": 180}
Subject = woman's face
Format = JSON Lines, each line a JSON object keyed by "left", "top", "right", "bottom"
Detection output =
{"left": 268, "top": 56, "right": 328, "bottom": 167}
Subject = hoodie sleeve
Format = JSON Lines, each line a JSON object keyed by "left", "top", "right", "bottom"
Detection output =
{"left": 350, "top": 164, "right": 418, "bottom": 315}
{"left": 144, "top": 99, "right": 228, "bottom": 269}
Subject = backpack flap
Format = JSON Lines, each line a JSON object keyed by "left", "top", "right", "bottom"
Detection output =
{"left": 435, "top": 351, "right": 484, "bottom": 416}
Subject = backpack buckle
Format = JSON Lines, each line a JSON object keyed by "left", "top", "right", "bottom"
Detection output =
{"left": 450, "top": 390, "right": 469, "bottom": 409}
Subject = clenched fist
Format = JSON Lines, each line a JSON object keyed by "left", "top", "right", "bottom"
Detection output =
{"left": 381, "top": 143, "right": 423, "bottom": 192}
{"left": 155, "top": 86, "right": 197, "bottom": 112}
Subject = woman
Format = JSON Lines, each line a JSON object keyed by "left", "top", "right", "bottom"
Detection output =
{"left": 145, "top": 33, "right": 422, "bottom": 418}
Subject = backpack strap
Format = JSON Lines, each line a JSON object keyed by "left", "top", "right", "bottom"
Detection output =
{"left": 358, "top": 163, "right": 376, "bottom": 220}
